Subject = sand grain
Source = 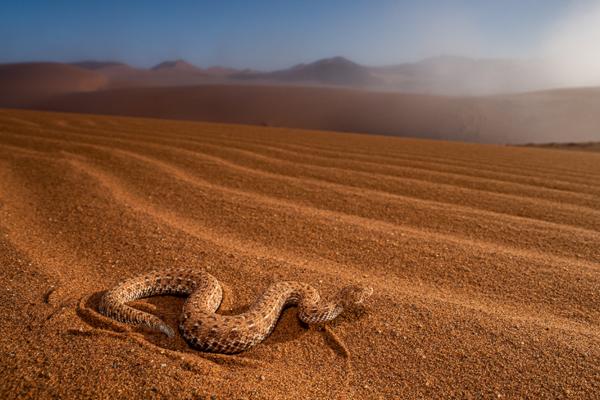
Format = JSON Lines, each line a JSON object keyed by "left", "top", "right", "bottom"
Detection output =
{"left": 0, "top": 109, "right": 599, "bottom": 399}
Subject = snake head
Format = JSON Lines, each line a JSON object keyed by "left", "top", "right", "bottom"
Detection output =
{"left": 338, "top": 285, "right": 373, "bottom": 308}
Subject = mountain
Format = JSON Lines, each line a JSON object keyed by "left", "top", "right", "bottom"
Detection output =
{"left": 229, "top": 55, "right": 560, "bottom": 94}
{"left": 150, "top": 59, "right": 203, "bottom": 72}
{"left": 0, "top": 55, "right": 588, "bottom": 108}
{"left": 59, "top": 55, "right": 566, "bottom": 95}
{"left": 233, "top": 56, "right": 380, "bottom": 86}
{"left": 73, "top": 59, "right": 213, "bottom": 88}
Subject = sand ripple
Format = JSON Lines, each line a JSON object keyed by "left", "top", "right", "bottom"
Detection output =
{"left": 1, "top": 109, "right": 599, "bottom": 399}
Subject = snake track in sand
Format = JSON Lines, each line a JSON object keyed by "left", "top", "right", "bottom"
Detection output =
{"left": 98, "top": 269, "right": 373, "bottom": 354}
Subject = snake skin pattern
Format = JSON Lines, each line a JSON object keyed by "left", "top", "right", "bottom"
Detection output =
{"left": 98, "top": 269, "right": 373, "bottom": 354}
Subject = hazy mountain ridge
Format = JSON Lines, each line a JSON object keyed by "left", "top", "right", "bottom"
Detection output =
{"left": 2, "top": 57, "right": 599, "bottom": 145}
{"left": 150, "top": 59, "right": 203, "bottom": 72}
{"left": 53, "top": 55, "right": 567, "bottom": 95}
{"left": 232, "top": 56, "right": 381, "bottom": 87}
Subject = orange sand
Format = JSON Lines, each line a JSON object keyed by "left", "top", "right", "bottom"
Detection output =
{"left": 0, "top": 109, "right": 599, "bottom": 399}
{"left": 34, "top": 84, "right": 600, "bottom": 144}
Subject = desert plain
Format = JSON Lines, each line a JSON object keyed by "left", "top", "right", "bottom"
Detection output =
{"left": 0, "top": 108, "right": 599, "bottom": 398}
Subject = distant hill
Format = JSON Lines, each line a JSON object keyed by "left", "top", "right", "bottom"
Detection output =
{"left": 229, "top": 55, "right": 562, "bottom": 95}
{"left": 25, "top": 55, "right": 571, "bottom": 95}
{"left": 0, "top": 62, "right": 107, "bottom": 106}
{"left": 233, "top": 56, "right": 380, "bottom": 86}
{"left": 150, "top": 59, "right": 203, "bottom": 72}
{"left": 70, "top": 59, "right": 214, "bottom": 88}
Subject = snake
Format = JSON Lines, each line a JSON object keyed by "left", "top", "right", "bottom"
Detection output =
{"left": 97, "top": 269, "right": 373, "bottom": 354}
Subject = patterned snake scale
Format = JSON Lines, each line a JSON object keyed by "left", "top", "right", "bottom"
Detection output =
{"left": 98, "top": 269, "right": 373, "bottom": 354}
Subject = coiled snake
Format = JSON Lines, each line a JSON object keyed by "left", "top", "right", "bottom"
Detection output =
{"left": 98, "top": 269, "right": 372, "bottom": 354}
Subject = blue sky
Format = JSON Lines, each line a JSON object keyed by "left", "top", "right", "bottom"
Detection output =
{"left": 0, "top": 1, "right": 578, "bottom": 69}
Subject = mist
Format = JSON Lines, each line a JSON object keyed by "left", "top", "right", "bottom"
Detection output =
{"left": 542, "top": 2, "right": 600, "bottom": 87}
{"left": 366, "top": 1, "right": 600, "bottom": 95}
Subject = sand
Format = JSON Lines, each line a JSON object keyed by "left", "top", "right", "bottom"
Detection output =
{"left": 524, "top": 142, "right": 600, "bottom": 153}
{"left": 3, "top": 62, "right": 600, "bottom": 144}
{"left": 31, "top": 84, "right": 600, "bottom": 144}
{"left": 0, "top": 108, "right": 599, "bottom": 399}
{"left": 0, "top": 63, "right": 107, "bottom": 107}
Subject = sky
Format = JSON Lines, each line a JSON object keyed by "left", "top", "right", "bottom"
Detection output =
{"left": 0, "top": 0, "right": 593, "bottom": 71}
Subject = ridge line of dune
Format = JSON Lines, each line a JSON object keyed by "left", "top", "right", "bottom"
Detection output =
{"left": 185, "top": 139, "right": 600, "bottom": 225}
{"left": 8, "top": 123, "right": 600, "bottom": 223}
{"left": 3, "top": 135, "right": 600, "bottom": 266}
{"left": 189, "top": 134, "right": 600, "bottom": 198}
{"left": 32, "top": 116, "right": 600, "bottom": 195}
{"left": 18, "top": 139, "right": 596, "bottom": 271}
{"left": 66, "top": 120, "right": 597, "bottom": 207}
{"left": 173, "top": 129, "right": 600, "bottom": 183}
{"left": 5, "top": 108, "right": 599, "bottom": 187}
{"left": 3, "top": 135, "right": 600, "bottom": 267}
{"left": 83, "top": 115, "right": 600, "bottom": 182}
{"left": 5, "top": 128, "right": 600, "bottom": 238}
{"left": 24, "top": 113, "right": 600, "bottom": 186}
{"left": 29, "top": 107, "right": 600, "bottom": 182}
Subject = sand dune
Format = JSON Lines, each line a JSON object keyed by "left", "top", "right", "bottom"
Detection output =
{"left": 0, "top": 63, "right": 107, "bottom": 107}
{"left": 3, "top": 61, "right": 600, "bottom": 145}
{"left": 72, "top": 59, "right": 233, "bottom": 88}
{"left": 32, "top": 84, "right": 600, "bottom": 144}
{"left": 0, "top": 108, "right": 598, "bottom": 398}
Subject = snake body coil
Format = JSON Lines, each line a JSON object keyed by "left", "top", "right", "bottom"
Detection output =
{"left": 98, "top": 269, "right": 372, "bottom": 354}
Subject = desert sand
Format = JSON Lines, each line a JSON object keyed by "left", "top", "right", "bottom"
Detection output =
{"left": 3, "top": 61, "right": 600, "bottom": 145}
{"left": 525, "top": 142, "right": 600, "bottom": 153}
{"left": 0, "top": 108, "right": 599, "bottom": 399}
{"left": 0, "top": 63, "right": 107, "bottom": 107}
{"left": 32, "top": 84, "right": 600, "bottom": 144}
